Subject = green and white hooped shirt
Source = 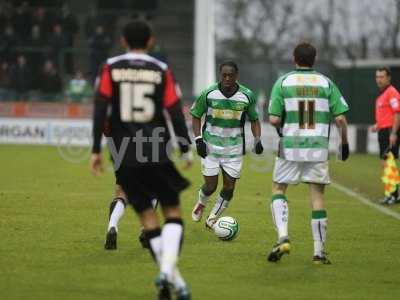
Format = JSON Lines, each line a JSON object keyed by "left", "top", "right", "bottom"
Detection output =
{"left": 268, "top": 68, "right": 349, "bottom": 162}
{"left": 191, "top": 83, "right": 259, "bottom": 158}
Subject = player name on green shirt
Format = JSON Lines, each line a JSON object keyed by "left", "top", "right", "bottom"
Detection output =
{"left": 268, "top": 68, "right": 349, "bottom": 162}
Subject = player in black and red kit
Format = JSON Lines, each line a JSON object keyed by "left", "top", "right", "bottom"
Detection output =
{"left": 90, "top": 20, "right": 192, "bottom": 300}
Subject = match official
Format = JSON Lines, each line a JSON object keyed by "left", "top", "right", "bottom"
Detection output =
{"left": 371, "top": 67, "right": 400, "bottom": 205}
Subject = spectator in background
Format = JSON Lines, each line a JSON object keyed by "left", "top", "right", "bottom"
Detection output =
{"left": 11, "top": 54, "right": 32, "bottom": 100}
{"left": 85, "top": 7, "right": 115, "bottom": 39}
{"left": 27, "top": 25, "right": 45, "bottom": 82}
{"left": 47, "top": 24, "right": 68, "bottom": 70}
{"left": 88, "top": 25, "right": 111, "bottom": 82}
{"left": 0, "top": 4, "right": 6, "bottom": 30}
{"left": 0, "top": 2, "right": 13, "bottom": 31}
{"left": 96, "top": 1, "right": 118, "bottom": 38}
{"left": 0, "top": 61, "right": 15, "bottom": 101}
{"left": 31, "top": 6, "right": 53, "bottom": 39}
{"left": 59, "top": 4, "right": 79, "bottom": 74}
{"left": 38, "top": 60, "right": 62, "bottom": 101}
{"left": 0, "top": 25, "right": 20, "bottom": 63}
{"left": 84, "top": 6, "right": 103, "bottom": 38}
{"left": 26, "top": 25, "right": 44, "bottom": 47}
{"left": 148, "top": 43, "right": 168, "bottom": 63}
{"left": 13, "top": 1, "right": 31, "bottom": 40}
{"left": 67, "top": 70, "right": 92, "bottom": 103}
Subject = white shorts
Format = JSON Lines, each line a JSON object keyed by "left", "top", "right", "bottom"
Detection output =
{"left": 273, "top": 157, "right": 330, "bottom": 185}
{"left": 201, "top": 155, "right": 243, "bottom": 179}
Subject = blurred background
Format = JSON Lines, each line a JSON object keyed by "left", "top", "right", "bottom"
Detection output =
{"left": 0, "top": 0, "right": 189, "bottom": 103}
{"left": 215, "top": 0, "right": 400, "bottom": 125}
{"left": 1, "top": 0, "right": 400, "bottom": 153}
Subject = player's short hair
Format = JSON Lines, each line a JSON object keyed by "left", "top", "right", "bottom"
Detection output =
{"left": 122, "top": 20, "right": 152, "bottom": 49}
{"left": 293, "top": 42, "right": 316, "bottom": 67}
{"left": 219, "top": 61, "right": 239, "bottom": 73}
{"left": 376, "top": 66, "right": 391, "bottom": 76}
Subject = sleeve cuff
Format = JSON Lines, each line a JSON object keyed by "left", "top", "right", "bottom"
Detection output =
{"left": 268, "top": 113, "right": 282, "bottom": 117}
{"left": 190, "top": 111, "right": 203, "bottom": 118}
{"left": 91, "top": 145, "right": 101, "bottom": 154}
{"left": 332, "top": 109, "right": 349, "bottom": 117}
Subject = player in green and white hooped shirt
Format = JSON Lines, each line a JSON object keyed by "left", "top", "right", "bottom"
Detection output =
{"left": 191, "top": 61, "right": 264, "bottom": 229}
{"left": 267, "top": 43, "right": 350, "bottom": 264}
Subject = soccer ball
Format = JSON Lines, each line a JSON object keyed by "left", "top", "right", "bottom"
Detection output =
{"left": 213, "top": 216, "right": 239, "bottom": 241}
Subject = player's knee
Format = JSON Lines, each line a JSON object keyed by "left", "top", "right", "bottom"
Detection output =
{"left": 220, "top": 188, "right": 234, "bottom": 201}
{"left": 222, "top": 173, "right": 236, "bottom": 190}
{"left": 311, "top": 194, "right": 325, "bottom": 211}
{"left": 223, "top": 182, "right": 235, "bottom": 192}
{"left": 272, "top": 182, "right": 287, "bottom": 195}
{"left": 162, "top": 205, "right": 181, "bottom": 219}
{"left": 115, "top": 185, "right": 126, "bottom": 199}
{"left": 140, "top": 208, "right": 160, "bottom": 230}
{"left": 202, "top": 183, "right": 217, "bottom": 196}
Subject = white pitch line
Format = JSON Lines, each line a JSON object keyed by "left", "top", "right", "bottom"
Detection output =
{"left": 331, "top": 181, "right": 400, "bottom": 221}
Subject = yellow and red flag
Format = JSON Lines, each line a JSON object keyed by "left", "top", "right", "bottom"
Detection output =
{"left": 382, "top": 151, "right": 400, "bottom": 196}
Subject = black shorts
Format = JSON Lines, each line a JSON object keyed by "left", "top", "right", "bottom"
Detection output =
{"left": 115, "top": 162, "right": 190, "bottom": 213}
{"left": 378, "top": 127, "right": 400, "bottom": 159}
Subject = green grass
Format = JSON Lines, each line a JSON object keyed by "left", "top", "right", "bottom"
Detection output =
{"left": 1, "top": 145, "right": 400, "bottom": 299}
{"left": 330, "top": 154, "right": 400, "bottom": 213}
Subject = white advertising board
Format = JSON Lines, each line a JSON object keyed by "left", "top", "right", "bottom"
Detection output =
{"left": 0, "top": 118, "right": 92, "bottom": 146}
{"left": 0, "top": 118, "right": 374, "bottom": 156}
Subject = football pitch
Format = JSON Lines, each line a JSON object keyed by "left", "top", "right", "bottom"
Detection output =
{"left": 1, "top": 145, "right": 400, "bottom": 300}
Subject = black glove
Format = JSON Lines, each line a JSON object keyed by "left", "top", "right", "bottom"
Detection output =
{"left": 253, "top": 138, "right": 264, "bottom": 154}
{"left": 195, "top": 137, "right": 207, "bottom": 158}
{"left": 276, "top": 127, "right": 283, "bottom": 137}
{"left": 338, "top": 143, "right": 349, "bottom": 161}
{"left": 179, "top": 143, "right": 190, "bottom": 155}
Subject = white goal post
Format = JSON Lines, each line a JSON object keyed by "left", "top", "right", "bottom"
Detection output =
{"left": 193, "top": 0, "right": 216, "bottom": 96}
